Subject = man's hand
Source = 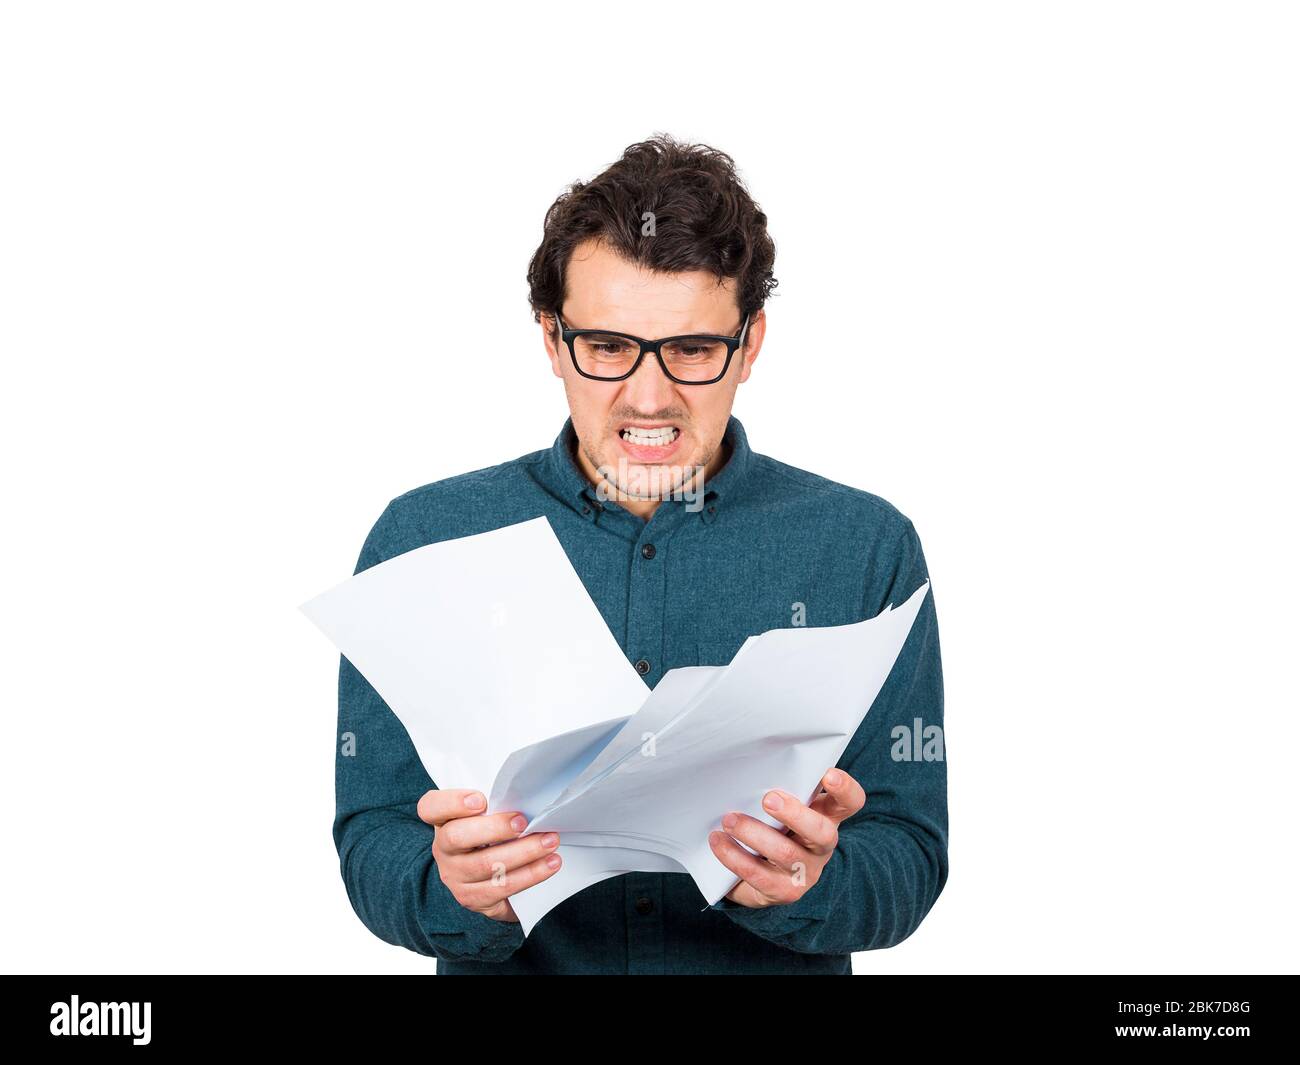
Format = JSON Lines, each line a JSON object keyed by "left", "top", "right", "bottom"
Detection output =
{"left": 417, "top": 789, "right": 562, "bottom": 923}
{"left": 707, "top": 768, "right": 866, "bottom": 908}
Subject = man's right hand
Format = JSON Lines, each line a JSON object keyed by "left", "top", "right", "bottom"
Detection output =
{"left": 417, "top": 789, "right": 562, "bottom": 923}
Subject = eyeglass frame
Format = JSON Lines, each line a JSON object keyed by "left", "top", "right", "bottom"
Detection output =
{"left": 553, "top": 309, "right": 751, "bottom": 385}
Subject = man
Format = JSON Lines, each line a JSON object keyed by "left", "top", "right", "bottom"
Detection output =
{"left": 333, "top": 135, "right": 947, "bottom": 975}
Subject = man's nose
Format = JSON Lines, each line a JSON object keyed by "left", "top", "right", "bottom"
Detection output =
{"left": 620, "top": 351, "right": 678, "bottom": 406}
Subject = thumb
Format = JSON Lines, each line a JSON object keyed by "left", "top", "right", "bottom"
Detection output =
{"left": 809, "top": 769, "right": 866, "bottom": 824}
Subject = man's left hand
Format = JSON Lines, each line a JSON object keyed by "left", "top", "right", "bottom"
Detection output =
{"left": 708, "top": 768, "right": 867, "bottom": 908}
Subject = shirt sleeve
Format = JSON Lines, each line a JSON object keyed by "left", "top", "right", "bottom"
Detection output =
{"left": 709, "top": 517, "right": 949, "bottom": 955}
{"left": 331, "top": 502, "right": 526, "bottom": 964}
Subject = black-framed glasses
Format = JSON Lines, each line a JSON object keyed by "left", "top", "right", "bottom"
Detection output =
{"left": 555, "top": 310, "right": 750, "bottom": 385}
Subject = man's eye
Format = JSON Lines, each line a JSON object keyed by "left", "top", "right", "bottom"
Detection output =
{"left": 671, "top": 341, "right": 721, "bottom": 359}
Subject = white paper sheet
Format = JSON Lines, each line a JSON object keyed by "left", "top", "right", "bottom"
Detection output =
{"left": 300, "top": 517, "right": 651, "bottom": 794}
{"left": 512, "top": 583, "right": 929, "bottom": 930}
{"left": 302, "top": 514, "right": 929, "bottom": 937}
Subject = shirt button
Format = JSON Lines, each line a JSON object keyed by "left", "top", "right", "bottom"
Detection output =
{"left": 641, "top": 543, "right": 656, "bottom": 560}
{"left": 634, "top": 658, "right": 651, "bottom": 676}
{"left": 634, "top": 896, "right": 654, "bottom": 916}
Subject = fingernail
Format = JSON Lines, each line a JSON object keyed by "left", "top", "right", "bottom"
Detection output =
{"left": 546, "top": 854, "right": 561, "bottom": 869}
{"left": 764, "top": 792, "right": 783, "bottom": 811}
{"left": 722, "top": 813, "right": 738, "bottom": 829}
{"left": 464, "top": 793, "right": 484, "bottom": 808}
{"left": 708, "top": 831, "right": 723, "bottom": 846}
{"left": 542, "top": 833, "right": 559, "bottom": 848}
{"left": 825, "top": 771, "right": 841, "bottom": 787}
{"left": 510, "top": 815, "right": 527, "bottom": 832}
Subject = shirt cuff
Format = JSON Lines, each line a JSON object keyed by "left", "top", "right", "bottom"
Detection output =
{"left": 709, "top": 873, "right": 835, "bottom": 925}
{"left": 424, "top": 906, "right": 526, "bottom": 962}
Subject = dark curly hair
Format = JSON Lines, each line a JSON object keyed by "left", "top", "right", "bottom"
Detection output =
{"left": 527, "top": 134, "right": 777, "bottom": 330}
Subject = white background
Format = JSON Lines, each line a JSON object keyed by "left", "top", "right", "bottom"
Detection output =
{"left": 2, "top": 1, "right": 1296, "bottom": 974}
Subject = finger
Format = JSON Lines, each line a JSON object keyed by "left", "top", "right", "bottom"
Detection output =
{"left": 434, "top": 810, "right": 532, "bottom": 853}
{"left": 445, "top": 831, "right": 561, "bottom": 885}
{"left": 478, "top": 898, "right": 517, "bottom": 924}
{"left": 724, "top": 878, "right": 769, "bottom": 909}
{"left": 720, "top": 812, "right": 810, "bottom": 872}
{"left": 808, "top": 769, "right": 867, "bottom": 824}
{"left": 756, "top": 790, "right": 837, "bottom": 853}
{"left": 707, "top": 830, "right": 797, "bottom": 904}
{"left": 417, "top": 788, "right": 488, "bottom": 827}
{"left": 455, "top": 850, "right": 564, "bottom": 914}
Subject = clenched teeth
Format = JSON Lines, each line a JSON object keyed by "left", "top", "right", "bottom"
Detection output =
{"left": 621, "top": 426, "right": 679, "bottom": 445}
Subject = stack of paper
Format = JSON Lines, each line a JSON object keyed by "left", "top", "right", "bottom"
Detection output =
{"left": 302, "top": 516, "right": 928, "bottom": 935}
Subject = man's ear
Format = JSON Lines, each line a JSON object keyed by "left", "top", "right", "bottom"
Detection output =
{"left": 736, "top": 308, "right": 766, "bottom": 385}
{"left": 541, "top": 313, "right": 564, "bottom": 378}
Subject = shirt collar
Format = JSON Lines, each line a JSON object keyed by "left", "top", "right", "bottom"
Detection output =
{"left": 541, "top": 414, "right": 754, "bottom": 515}
{"left": 699, "top": 414, "right": 753, "bottom": 505}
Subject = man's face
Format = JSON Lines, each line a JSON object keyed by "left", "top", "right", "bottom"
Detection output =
{"left": 542, "top": 239, "right": 764, "bottom": 508}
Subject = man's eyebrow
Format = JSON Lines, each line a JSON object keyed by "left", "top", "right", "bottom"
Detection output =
{"left": 569, "top": 321, "right": 738, "bottom": 338}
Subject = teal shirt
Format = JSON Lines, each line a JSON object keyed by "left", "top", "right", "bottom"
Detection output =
{"left": 334, "top": 415, "right": 947, "bottom": 974}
